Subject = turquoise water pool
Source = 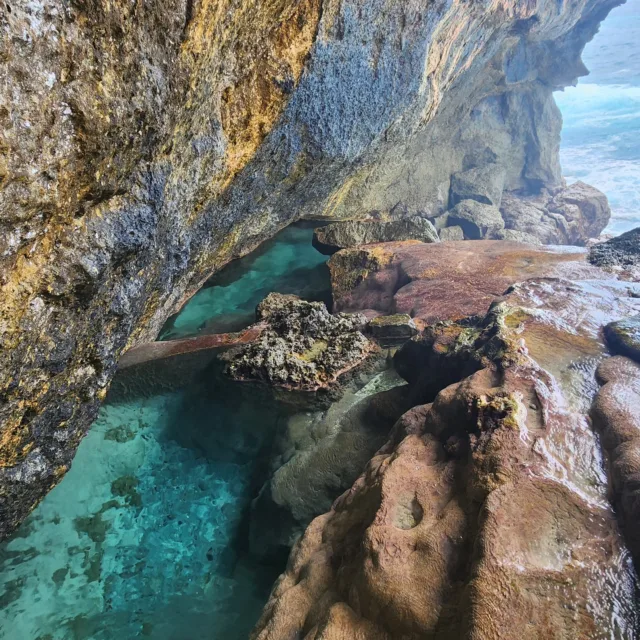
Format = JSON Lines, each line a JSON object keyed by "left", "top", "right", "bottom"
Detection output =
{"left": 0, "top": 223, "right": 331, "bottom": 640}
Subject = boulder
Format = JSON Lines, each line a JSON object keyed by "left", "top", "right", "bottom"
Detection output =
{"left": 500, "top": 183, "right": 611, "bottom": 246}
{"left": 449, "top": 164, "right": 506, "bottom": 207}
{"left": 448, "top": 199, "right": 505, "bottom": 239}
{"left": 492, "top": 228, "right": 543, "bottom": 244}
{"left": 367, "top": 314, "right": 418, "bottom": 344}
{"left": 221, "top": 294, "right": 376, "bottom": 391}
{"left": 604, "top": 315, "right": 640, "bottom": 363}
{"left": 312, "top": 218, "right": 438, "bottom": 255}
{"left": 438, "top": 225, "right": 465, "bottom": 241}
{"left": 553, "top": 181, "right": 611, "bottom": 239}
{"left": 590, "top": 226, "right": 640, "bottom": 272}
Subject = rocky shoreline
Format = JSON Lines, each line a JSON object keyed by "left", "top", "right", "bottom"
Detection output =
{"left": 0, "top": 0, "right": 628, "bottom": 540}
{"left": 2, "top": 0, "right": 640, "bottom": 635}
{"left": 249, "top": 231, "right": 640, "bottom": 639}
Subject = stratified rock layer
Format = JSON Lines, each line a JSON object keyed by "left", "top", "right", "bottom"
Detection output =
{"left": 0, "top": 0, "right": 625, "bottom": 537}
{"left": 312, "top": 218, "right": 438, "bottom": 255}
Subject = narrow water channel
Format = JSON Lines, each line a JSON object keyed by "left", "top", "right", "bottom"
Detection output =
{"left": 0, "top": 223, "right": 332, "bottom": 640}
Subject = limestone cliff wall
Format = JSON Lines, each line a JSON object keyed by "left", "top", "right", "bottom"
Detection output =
{"left": 0, "top": 0, "right": 623, "bottom": 537}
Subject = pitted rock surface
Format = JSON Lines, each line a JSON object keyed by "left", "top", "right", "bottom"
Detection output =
{"left": 590, "top": 226, "right": 640, "bottom": 276}
{"left": 221, "top": 294, "right": 375, "bottom": 391}
{"left": 252, "top": 302, "right": 640, "bottom": 640}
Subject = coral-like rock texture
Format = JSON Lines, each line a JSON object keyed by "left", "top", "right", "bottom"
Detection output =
{"left": 253, "top": 268, "right": 640, "bottom": 640}
{"left": 0, "top": 0, "right": 625, "bottom": 535}
{"left": 221, "top": 293, "right": 374, "bottom": 391}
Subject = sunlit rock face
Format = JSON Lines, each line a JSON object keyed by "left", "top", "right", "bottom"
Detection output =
{"left": 0, "top": 0, "right": 624, "bottom": 536}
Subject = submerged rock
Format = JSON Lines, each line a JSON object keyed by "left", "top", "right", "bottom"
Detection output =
{"left": 249, "top": 369, "right": 409, "bottom": 559}
{"left": 312, "top": 217, "right": 438, "bottom": 255}
{"left": 221, "top": 294, "right": 376, "bottom": 391}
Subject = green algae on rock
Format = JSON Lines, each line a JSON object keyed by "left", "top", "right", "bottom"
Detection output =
{"left": 604, "top": 314, "right": 640, "bottom": 363}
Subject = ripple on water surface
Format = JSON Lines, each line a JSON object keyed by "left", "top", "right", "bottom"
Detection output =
{"left": 0, "top": 223, "right": 332, "bottom": 640}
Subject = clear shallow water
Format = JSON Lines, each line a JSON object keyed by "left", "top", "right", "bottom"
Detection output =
{"left": 555, "top": 2, "right": 640, "bottom": 234}
{"left": 160, "top": 222, "right": 330, "bottom": 340}
{"left": 0, "top": 224, "right": 332, "bottom": 640}
{"left": 0, "top": 366, "right": 287, "bottom": 640}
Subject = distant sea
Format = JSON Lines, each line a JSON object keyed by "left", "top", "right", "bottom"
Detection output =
{"left": 555, "top": 2, "right": 640, "bottom": 235}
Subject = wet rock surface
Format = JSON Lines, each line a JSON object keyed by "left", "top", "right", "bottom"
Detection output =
{"left": 312, "top": 218, "right": 438, "bottom": 255}
{"left": 253, "top": 295, "right": 640, "bottom": 639}
{"left": 221, "top": 294, "right": 376, "bottom": 392}
{"left": 589, "top": 226, "right": 640, "bottom": 275}
{"left": 593, "top": 356, "right": 640, "bottom": 568}
{"left": 604, "top": 315, "right": 640, "bottom": 363}
{"left": 329, "top": 240, "right": 607, "bottom": 325}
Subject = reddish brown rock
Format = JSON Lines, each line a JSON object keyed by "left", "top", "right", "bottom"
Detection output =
{"left": 253, "top": 257, "right": 640, "bottom": 640}
{"left": 118, "top": 324, "right": 266, "bottom": 369}
{"left": 253, "top": 338, "right": 638, "bottom": 639}
{"left": 329, "top": 240, "right": 610, "bottom": 326}
{"left": 592, "top": 356, "right": 640, "bottom": 566}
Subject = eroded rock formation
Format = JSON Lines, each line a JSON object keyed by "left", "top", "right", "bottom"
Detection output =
{"left": 221, "top": 293, "right": 375, "bottom": 392}
{"left": 0, "top": 0, "right": 625, "bottom": 537}
{"left": 328, "top": 239, "right": 602, "bottom": 325}
{"left": 252, "top": 254, "right": 640, "bottom": 640}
